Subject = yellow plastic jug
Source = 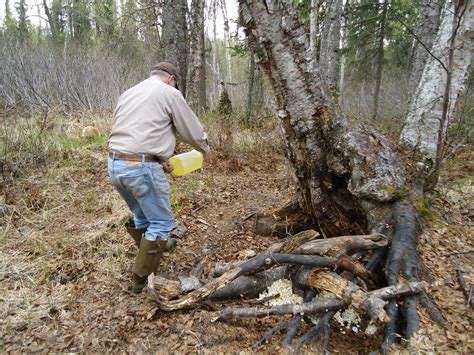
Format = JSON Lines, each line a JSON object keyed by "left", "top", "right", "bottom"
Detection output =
{"left": 168, "top": 150, "right": 204, "bottom": 177}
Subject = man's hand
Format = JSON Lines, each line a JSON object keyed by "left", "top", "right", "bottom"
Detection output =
{"left": 162, "top": 162, "right": 173, "bottom": 174}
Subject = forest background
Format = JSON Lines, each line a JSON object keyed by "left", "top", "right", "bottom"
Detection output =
{"left": 0, "top": 0, "right": 472, "bottom": 353}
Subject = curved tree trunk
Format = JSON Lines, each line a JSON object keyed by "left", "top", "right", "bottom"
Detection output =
{"left": 240, "top": 0, "right": 407, "bottom": 238}
{"left": 237, "top": 0, "right": 443, "bottom": 349}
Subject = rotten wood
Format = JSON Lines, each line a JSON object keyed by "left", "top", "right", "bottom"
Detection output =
{"left": 279, "top": 230, "right": 320, "bottom": 253}
{"left": 215, "top": 232, "right": 387, "bottom": 277}
{"left": 255, "top": 200, "right": 310, "bottom": 237}
{"left": 154, "top": 253, "right": 335, "bottom": 311}
{"left": 336, "top": 254, "right": 376, "bottom": 289}
{"left": 267, "top": 233, "right": 388, "bottom": 256}
{"left": 216, "top": 280, "right": 425, "bottom": 321}
{"left": 308, "top": 271, "right": 389, "bottom": 323}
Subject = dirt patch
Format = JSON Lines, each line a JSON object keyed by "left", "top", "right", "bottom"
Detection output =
{"left": 0, "top": 142, "right": 472, "bottom": 353}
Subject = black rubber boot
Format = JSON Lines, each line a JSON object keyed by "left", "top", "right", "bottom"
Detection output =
{"left": 131, "top": 238, "right": 167, "bottom": 294}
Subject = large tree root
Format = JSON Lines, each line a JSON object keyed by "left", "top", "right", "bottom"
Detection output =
{"left": 383, "top": 203, "right": 422, "bottom": 349}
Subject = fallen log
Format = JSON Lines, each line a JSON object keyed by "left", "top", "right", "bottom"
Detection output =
{"left": 154, "top": 253, "right": 336, "bottom": 311}
{"left": 216, "top": 280, "right": 426, "bottom": 321}
{"left": 214, "top": 233, "right": 387, "bottom": 276}
{"left": 268, "top": 233, "right": 389, "bottom": 256}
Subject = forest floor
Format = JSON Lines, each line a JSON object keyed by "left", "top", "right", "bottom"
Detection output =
{"left": 0, "top": 127, "right": 472, "bottom": 353}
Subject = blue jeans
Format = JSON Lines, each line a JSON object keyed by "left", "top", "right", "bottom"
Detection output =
{"left": 108, "top": 158, "right": 174, "bottom": 241}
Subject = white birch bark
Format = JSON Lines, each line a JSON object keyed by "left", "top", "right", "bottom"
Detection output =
{"left": 211, "top": 0, "right": 221, "bottom": 105}
{"left": 399, "top": 0, "right": 473, "bottom": 163}
{"left": 409, "top": 0, "right": 444, "bottom": 96}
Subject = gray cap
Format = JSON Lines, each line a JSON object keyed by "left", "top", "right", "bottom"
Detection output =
{"left": 152, "top": 62, "right": 179, "bottom": 90}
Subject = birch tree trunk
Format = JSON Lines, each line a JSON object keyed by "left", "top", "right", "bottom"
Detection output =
{"left": 372, "top": 0, "right": 387, "bottom": 120}
{"left": 399, "top": 0, "right": 473, "bottom": 171}
{"left": 186, "top": 0, "right": 206, "bottom": 113}
{"left": 240, "top": 0, "right": 406, "bottom": 238}
{"left": 211, "top": 0, "right": 221, "bottom": 104}
{"left": 409, "top": 0, "right": 444, "bottom": 96}
{"left": 238, "top": 0, "right": 449, "bottom": 347}
{"left": 245, "top": 53, "right": 256, "bottom": 124}
{"left": 309, "top": 0, "right": 319, "bottom": 70}
{"left": 220, "top": 0, "right": 233, "bottom": 83}
{"left": 162, "top": 0, "right": 188, "bottom": 96}
{"left": 320, "top": 0, "right": 343, "bottom": 90}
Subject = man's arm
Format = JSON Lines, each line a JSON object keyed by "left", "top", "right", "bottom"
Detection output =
{"left": 170, "top": 92, "right": 210, "bottom": 154}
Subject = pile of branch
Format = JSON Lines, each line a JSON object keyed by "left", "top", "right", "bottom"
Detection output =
{"left": 150, "top": 230, "right": 444, "bottom": 352}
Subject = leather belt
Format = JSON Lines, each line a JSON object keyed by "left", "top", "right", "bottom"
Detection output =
{"left": 109, "top": 151, "right": 163, "bottom": 163}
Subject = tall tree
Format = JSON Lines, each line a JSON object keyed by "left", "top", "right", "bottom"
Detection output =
{"left": 309, "top": 0, "right": 319, "bottom": 70}
{"left": 93, "top": 0, "right": 116, "bottom": 38}
{"left": 68, "top": 0, "right": 92, "bottom": 43}
{"left": 399, "top": 0, "right": 473, "bottom": 187}
{"left": 237, "top": 0, "right": 453, "bottom": 350}
{"left": 186, "top": 0, "right": 206, "bottom": 112}
{"left": 210, "top": 0, "right": 221, "bottom": 103}
{"left": 162, "top": 0, "right": 188, "bottom": 95}
{"left": 15, "top": 0, "right": 30, "bottom": 43}
{"left": 245, "top": 52, "right": 256, "bottom": 124}
{"left": 43, "top": 0, "right": 67, "bottom": 44}
{"left": 3, "top": 0, "right": 17, "bottom": 35}
{"left": 220, "top": 0, "right": 233, "bottom": 82}
{"left": 372, "top": 0, "right": 388, "bottom": 120}
{"left": 409, "top": 0, "right": 444, "bottom": 95}
{"left": 319, "top": 0, "right": 343, "bottom": 90}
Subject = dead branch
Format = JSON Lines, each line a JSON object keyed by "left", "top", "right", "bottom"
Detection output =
{"left": 216, "top": 298, "right": 343, "bottom": 321}
{"left": 154, "top": 253, "right": 336, "bottom": 310}
{"left": 268, "top": 233, "right": 388, "bottom": 256}
{"left": 216, "top": 280, "right": 426, "bottom": 321}
{"left": 214, "top": 232, "right": 387, "bottom": 277}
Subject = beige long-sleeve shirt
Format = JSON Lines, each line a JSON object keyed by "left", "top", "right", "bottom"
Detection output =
{"left": 109, "top": 76, "right": 210, "bottom": 160}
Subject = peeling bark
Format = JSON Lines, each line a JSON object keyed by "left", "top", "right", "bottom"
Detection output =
{"left": 240, "top": 0, "right": 406, "bottom": 238}
{"left": 400, "top": 0, "right": 473, "bottom": 166}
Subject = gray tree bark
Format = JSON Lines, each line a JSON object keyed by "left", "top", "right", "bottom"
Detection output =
{"left": 320, "top": 0, "right": 343, "bottom": 90}
{"left": 186, "top": 0, "right": 206, "bottom": 113}
{"left": 309, "top": 0, "right": 319, "bottom": 70}
{"left": 372, "top": 0, "right": 387, "bottom": 120}
{"left": 240, "top": 0, "right": 406, "bottom": 238}
{"left": 162, "top": 0, "right": 188, "bottom": 95}
{"left": 245, "top": 53, "right": 256, "bottom": 124}
{"left": 399, "top": 0, "right": 473, "bottom": 171}
{"left": 409, "top": 0, "right": 444, "bottom": 96}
